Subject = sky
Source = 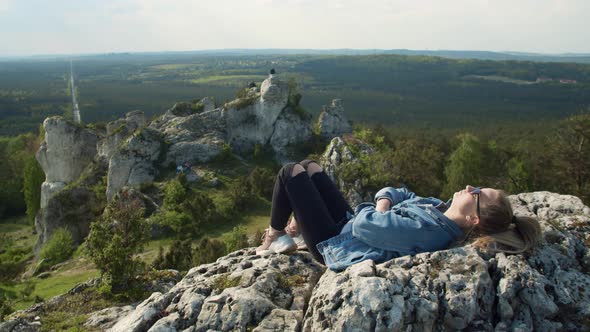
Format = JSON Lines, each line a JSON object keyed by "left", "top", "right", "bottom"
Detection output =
{"left": 0, "top": 0, "right": 589, "bottom": 56}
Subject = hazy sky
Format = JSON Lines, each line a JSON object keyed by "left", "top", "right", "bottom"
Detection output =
{"left": 1, "top": 0, "right": 588, "bottom": 56}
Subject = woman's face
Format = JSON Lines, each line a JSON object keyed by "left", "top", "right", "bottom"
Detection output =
{"left": 450, "top": 185, "right": 500, "bottom": 220}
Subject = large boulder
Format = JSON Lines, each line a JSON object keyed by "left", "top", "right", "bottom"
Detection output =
{"left": 317, "top": 99, "right": 352, "bottom": 139}
{"left": 270, "top": 107, "right": 313, "bottom": 162}
{"left": 320, "top": 136, "right": 373, "bottom": 206}
{"left": 106, "top": 127, "right": 163, "bottom": 200}
{"left": 36, "top": 117, "right": 99, "bottom": 207}
{"left": 154, "top": 108, "right": 227, "bottom": 166}
{"left": 6, "top": 192, "right": 590, "bottom": 331}
{"left": 98, "top": 110, "right": 146, "bottom": 160}
{"left": 303, "top": 191, "right": 590, "bottom": 331}
{"left": 224, "top": 76, "right": 290, "bottom": 153}
{"left": 106, "top": 249, "right": 325, "bottom": 332}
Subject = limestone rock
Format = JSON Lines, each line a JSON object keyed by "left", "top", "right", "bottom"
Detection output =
{"left": 317, "top": 99, "right": 352, "bottom": 139}
{"left": 199, "top": 97, "right": 216, "bottom": 112}
{"left": 224, "top": 76, "right": 290, "bottom": 153}
{"left": 36, "top": 117, "right": 99, "bottom": 208}
{"left": 34, "top": 186, "right": 102, "bottom": 251}
{"left": 320, "top": 136, "right": 373, "bottom": 206}
{"left": 106, "top": 249, "right": 325, "bottom": 332}
{"left": 98, "top": 111, "right": 146, "bottom": 160}
{"left": 270, "top": 107, "right": 313, "bottom": 162}
{"left": 157, "top": 109, "right": 227, "bottom": 166}
{"left": 106, "top": 127, "right": 162, "bottom": 200}
{"left": 36, "top": 117, "right": 99, "bottom": 184}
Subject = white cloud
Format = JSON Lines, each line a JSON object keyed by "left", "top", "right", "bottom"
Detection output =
{"left": 1, "top": 0, "right": 589, "bottom": 54}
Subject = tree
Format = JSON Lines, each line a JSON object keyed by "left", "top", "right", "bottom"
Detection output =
{"left": 553, "top": 111, "right": 590, "bottom": 202}
{"left": 442, "top": 133, "right": 484, "bottom": 198}
{"left": 23, "top": 156, "right": 45, "bottom": 223}
{"left": 87, "top": 191, "right": 149, "bottom": 293}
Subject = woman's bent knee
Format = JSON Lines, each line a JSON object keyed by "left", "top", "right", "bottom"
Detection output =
{"left": 291, "top": 164, "right": 305, "bottom": 177}
{"left": 306, "top": 162, "right": 323, "bottom": 176}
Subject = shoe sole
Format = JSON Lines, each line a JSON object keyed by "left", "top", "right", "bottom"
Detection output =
{"left": 256, "top": 244, "right": 297, "bottom": 256}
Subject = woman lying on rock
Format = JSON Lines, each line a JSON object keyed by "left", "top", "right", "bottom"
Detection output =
{"left": 256, "top": 160, "right": 542, "bottom": 271}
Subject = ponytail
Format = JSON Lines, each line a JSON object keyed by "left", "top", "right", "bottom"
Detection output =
{"left": 474, "top": 191, "right": 542, "bottom": 254}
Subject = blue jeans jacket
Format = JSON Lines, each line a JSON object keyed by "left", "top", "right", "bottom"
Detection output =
{"left": 316, "top": 187, "right": 464, "bottom": 271}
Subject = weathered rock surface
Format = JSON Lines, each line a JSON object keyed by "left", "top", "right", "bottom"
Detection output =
{"left": 317, "top": 99, "right": 352, "bottom": 139}
{"left": 224, "top": 75, "right": 302, "bottom": 153}
{"left": 105, "top": 250, "right": 325, "bottom": 332}
{"left": 270, "top": 107, "right": 313, "bottom": 162}
{"left": 320, "top": 136, "right": 373, "bottom": 206}
{"left": 98, "top": 110, "right": 146, "bottom": 160}
{"left": 75, "top": 192, "right": 589, "bottom": 332}
{"left": 107, "top": 127, "right": 163, "bottom": 200}
{"left": 154, "top": 108, "right": 227, "bottom": 166}
{"left": 36, "top": 117, "right": 99, "bottom": 184}
{"left": 36, "top": 117, "right": 99, "bottom": 208}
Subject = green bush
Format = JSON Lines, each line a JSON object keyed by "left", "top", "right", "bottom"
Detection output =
{"left": 87, "top": 192, "right": 149, "bottom": 293}
{"left": 193, "top": 237, "right": 226, "bottom": 266}
{"left": 0, "top": 294, "right": 13, "bottom": 322}
{"left": 152, "top": 239, "right": 193, "bottom": 272}
{"left": 39, "top": 228, "right": 75, "bottom": 269}
{"left": 23, "top": 156, "right": 44, "bottom": 223}
{"left": 248, "top": 167, "right": 275, "bottom": 200}
{"left": 0, "top": 236, "right": 34, "bottom": 281}
{"left": 224, "top": 226, "right": 249, "bottom": 253}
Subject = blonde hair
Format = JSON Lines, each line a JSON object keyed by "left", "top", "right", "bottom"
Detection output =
{"left": 473, "top": 191, "right": 542, "bottom": 254}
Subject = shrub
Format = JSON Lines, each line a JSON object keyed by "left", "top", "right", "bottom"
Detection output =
{"left": 0, "top": 236, "right": 33, "bottom": 281}
{"left": 23, "top": 156, "right": 44, "bottom": 223}
{"left": 151, "top": 239, "right": 193, "bottom": 272}
{"left": 0, "top": 294, "right": 13, "bottom": 322}
{"left": 39, "top": 228, "right": 75, "bottom": 269}
{"left": 248, "top": 167, "right": 275, "bottom": 200}
{"left": 193, "top": 237, "right": 226, "bottom": 266}
{"left": 163, "top": 178, "right": 189, "bottom": 210}
{"left": 224, "top": 226, "right": 249, "bottom": 253}
{"left": 87, "top": 192, "right": 149, "bottom": 293}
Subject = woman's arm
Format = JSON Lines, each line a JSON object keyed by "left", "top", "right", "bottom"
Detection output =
{"left": 374, "top": 187, "right": 416, "bottom": 206}
{"left": 376, "top": 198, "right": 391, "bottom": 212}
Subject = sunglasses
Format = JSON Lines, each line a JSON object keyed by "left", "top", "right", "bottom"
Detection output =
{"left": 469, "top": 187, "right": 482, "bottom": 219}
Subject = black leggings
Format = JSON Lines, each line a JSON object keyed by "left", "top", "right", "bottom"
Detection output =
{"left": 270, "top": 160, "right": 353, "bottom": 263}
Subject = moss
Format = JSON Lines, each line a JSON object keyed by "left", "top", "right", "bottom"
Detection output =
{"left": 191, "top": 102, "right": 205, "bottom": 114}
{"left": 212, "top": 274, "right": 241, "bottom": 291}
{"left": 41, "top": 312, "right": 92, "bottom": 332}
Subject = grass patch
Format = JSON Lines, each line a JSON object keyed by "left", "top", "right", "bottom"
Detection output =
{"left": 41, "top": 312, "right": 94, "bottom": 332}
{"left": 187, "top": 75, "right": 266, "bottom": 86}
{"left": 212, "top": 274, "right": 241, "bottom": 291}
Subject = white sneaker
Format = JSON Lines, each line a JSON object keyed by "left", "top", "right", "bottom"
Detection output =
{"left": 256, "top": 228, "right": 297, "bottom": 255}
{"left": 285, "top": 217, "right": 307, "bottom": 250}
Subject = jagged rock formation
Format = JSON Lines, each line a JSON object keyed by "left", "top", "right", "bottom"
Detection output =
{"left": 90, "top": 191, "right": 589, "bottom": 331}
{"left": 224, "top": 75, "right": 312, "bottom": 154}
{"left": 318, "top": 99, "right": 352, "bottom": 139}
{"left": 31, "top": 76, "right": 351, "bottom": 256}
{"left": 34, "top": 117, "right": 102, "bottom": 251}
{"left": 5, "top": 191, "right": 590, "bottom": 331}
{"left": 105, "top": 250, "right": 324, "bottom": 332}
{"left": 36, "top": 117, "right": 99, "bottom": 208}
{"left": 320, "top": 136, "right": 373, "bottom": 206}
{"left": 106, "top": 127, "right": 163, "bottom": 200}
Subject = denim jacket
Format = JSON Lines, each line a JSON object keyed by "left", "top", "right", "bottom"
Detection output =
{"left": 316, "top": 187, "right": 464, "bottom": 271}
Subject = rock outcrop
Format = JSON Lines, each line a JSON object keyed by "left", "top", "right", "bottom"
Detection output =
{"left": 5, "top": 191, "right": 590, "bottom": 331}
{"left": 69, "top": 191, "right": 587, "bottom": 332}
{"left": 106, "top": 127, "right": 163, "bottom": 200}
{"left": 320, "top": 136, "right": 373, "bottom": 206}
{"left": 318, "top": 99, "right": 352, "bottom": 139}
{"left": 36, "top": 117, "right": 99, "bottom": 208}
{"left": 34, "top": 117, "right": 101, "bottom": 251}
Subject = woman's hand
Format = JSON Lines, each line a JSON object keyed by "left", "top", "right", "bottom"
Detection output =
{"left": 376, "top": 198, "right": 391, "bottom": 212}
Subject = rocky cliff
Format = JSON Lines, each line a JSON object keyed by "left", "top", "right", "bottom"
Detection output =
{"left": 78, "top": 191, "right": 589, "bottom": 332}
{"left": 32, "top": 75, "right": 352, "bottom": 253}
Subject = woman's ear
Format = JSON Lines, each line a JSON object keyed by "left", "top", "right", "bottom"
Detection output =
{"left": 467, "top": 215, "right": 480, "bottom": 225}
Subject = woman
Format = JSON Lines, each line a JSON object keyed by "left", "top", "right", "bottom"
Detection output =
{"left": 256, "top": 160, "right": 542, "bottom": 271}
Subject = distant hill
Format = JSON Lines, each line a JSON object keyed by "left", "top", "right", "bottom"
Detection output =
{"left": 4, "top": 49, "right": 590, "bottom": 64}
